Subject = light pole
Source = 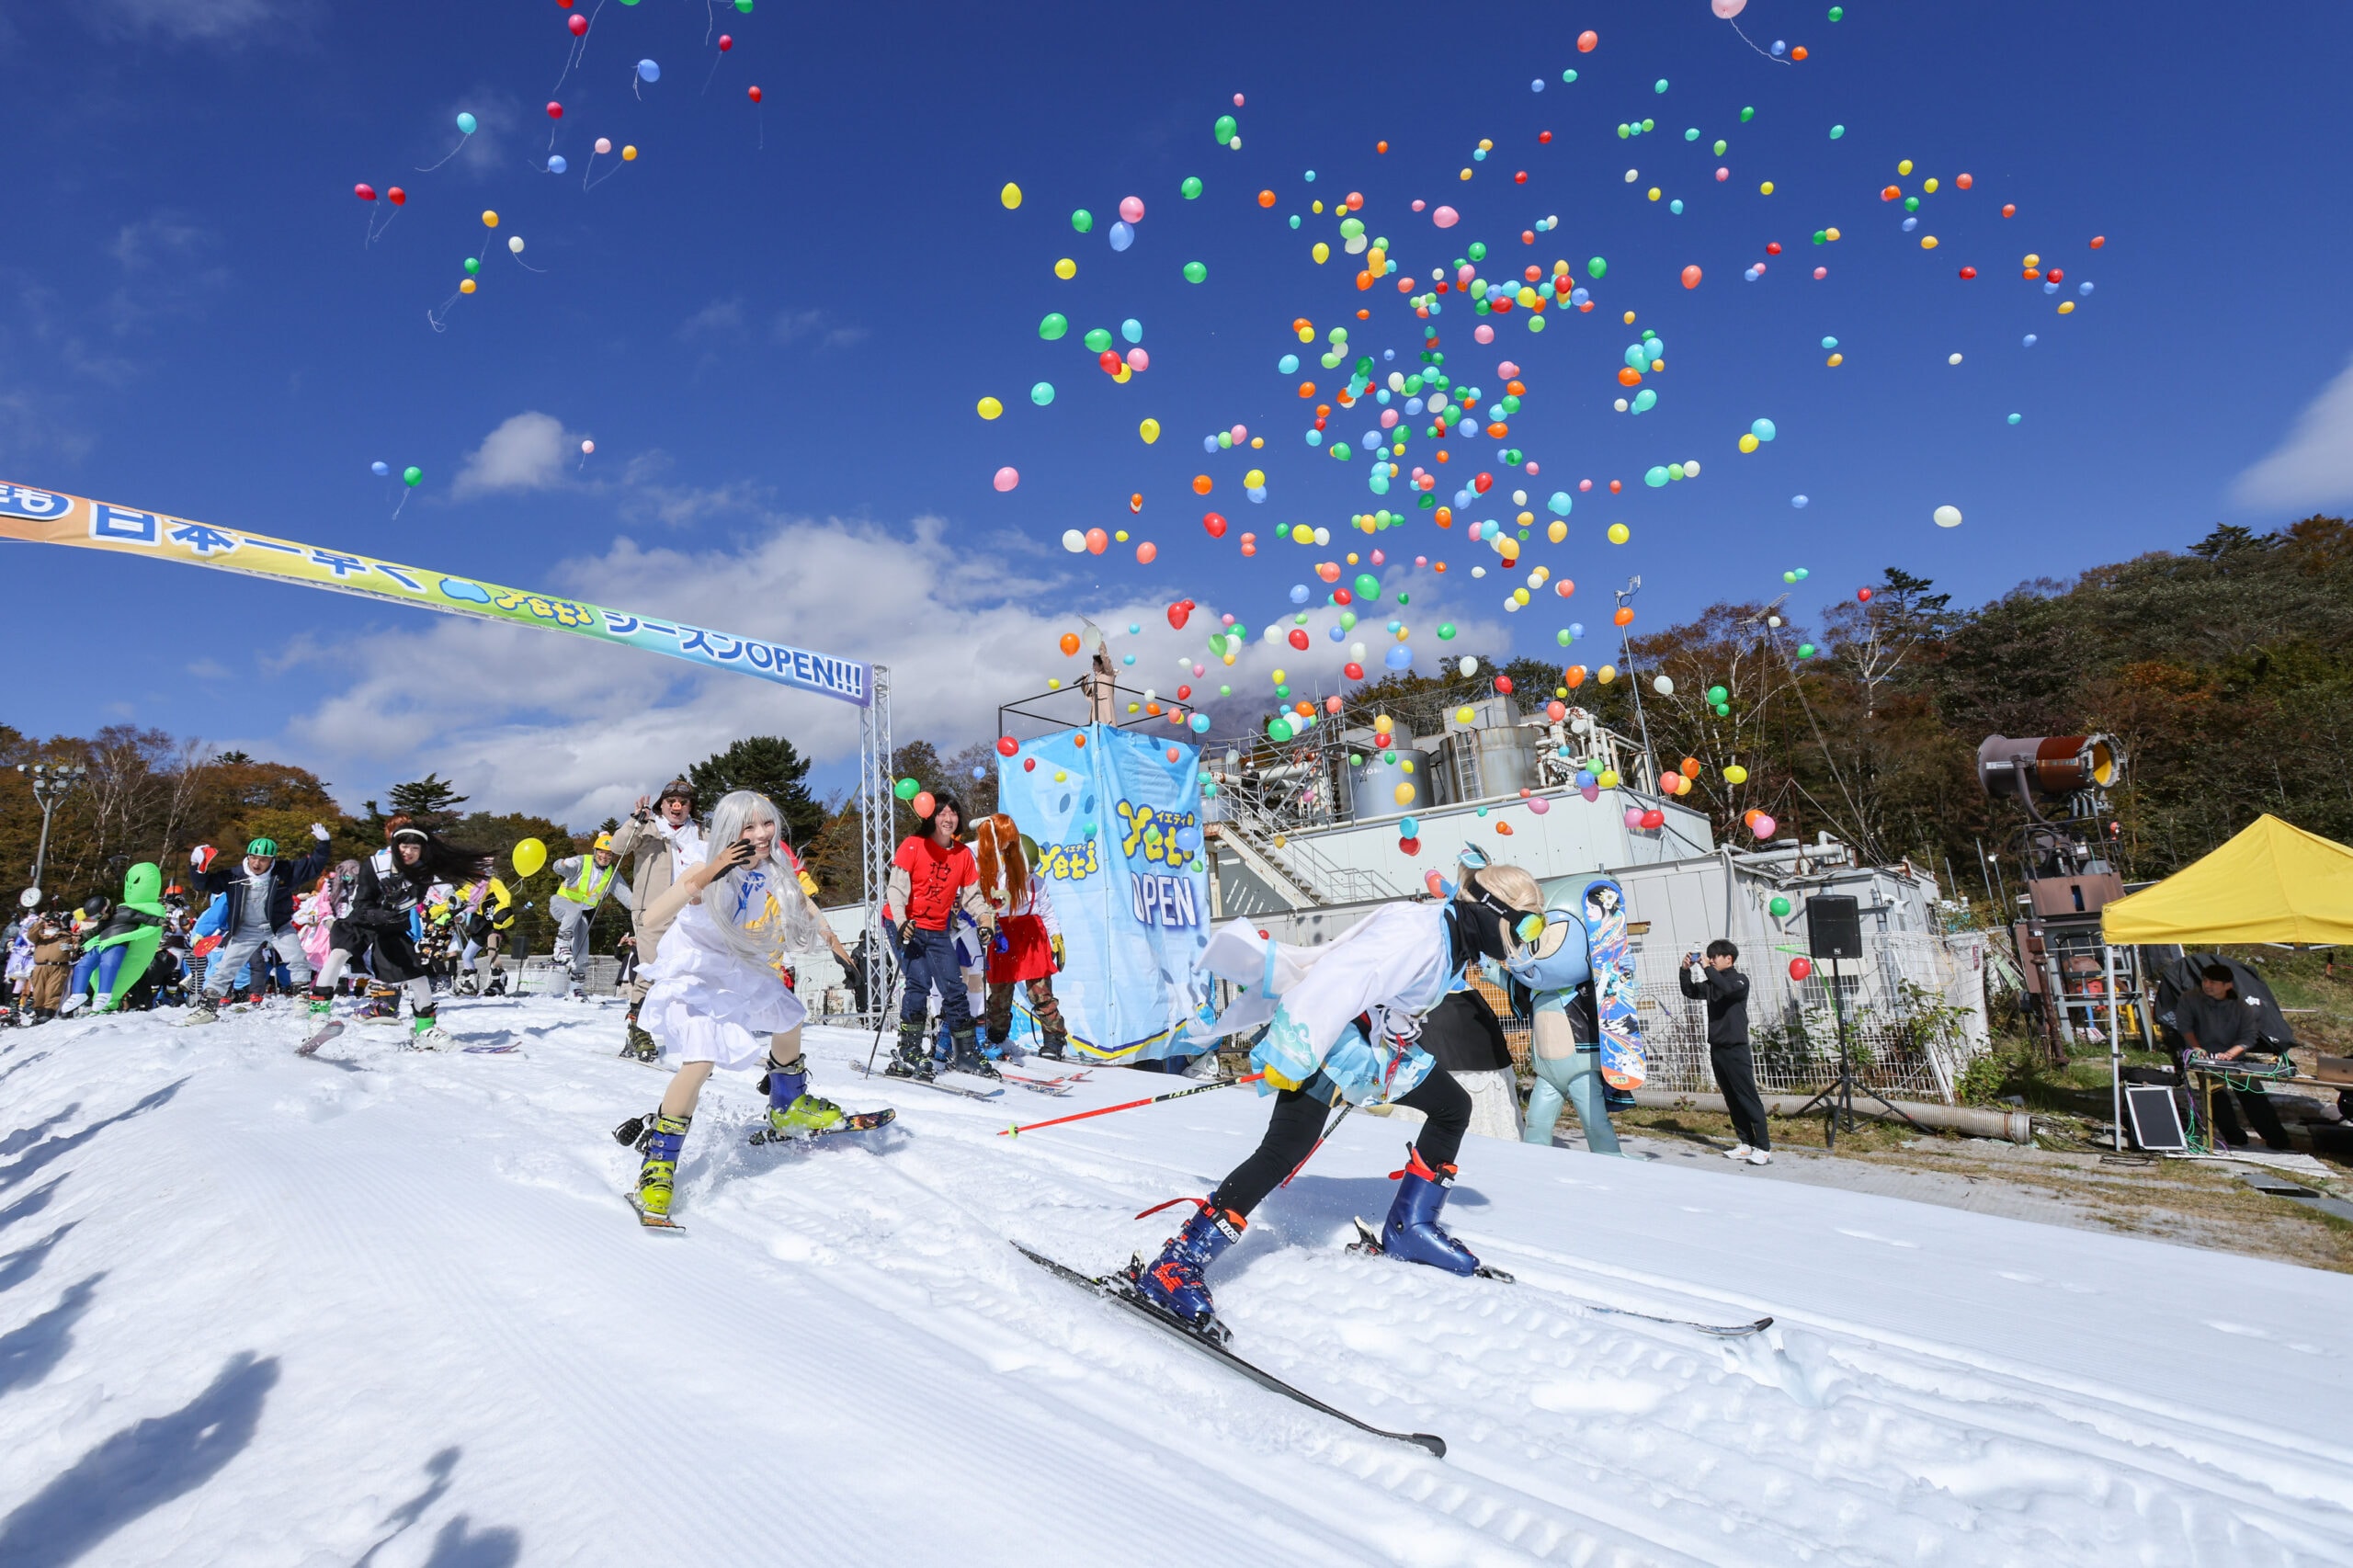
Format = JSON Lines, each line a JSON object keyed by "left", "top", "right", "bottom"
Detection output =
{"left": 17, "top": 762, "right": 88, "bottom": 908}
{"left": 1613, "top": 575, "right": 1660, "bottom": 788}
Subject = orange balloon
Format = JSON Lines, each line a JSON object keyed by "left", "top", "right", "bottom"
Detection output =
{"left": 1564, "top": 665, "right": 1586, "bottom": 687}
{"left": 1084, "top": 528, "right": 1108, "bottom": 554}
{"left": 1191, "top": 474, "right": 1212, "bottom": 494}
{"left": 1680, "top": 264, "right": 1702, "bottom": 290}
{"left": 1576, "top": 28, "right": 1597, "bottom": 51}
{"left": 1617, "top": 366, "right": 1643, "bottom": 386}
{"left": 1059, "top": 632, "right": 1081, "bottom": 656}
{"left": 1256, "top": 189, "right": 1276, "bottom": 208}
{"left": 1135, "top": 541, "right": 1157, "bottom": 564}
{"left": 1680, "top": 756, "right": 1701, "bottom": 778}
{"left": 1613, "top": 607, "right": 1635, "bottom": 627}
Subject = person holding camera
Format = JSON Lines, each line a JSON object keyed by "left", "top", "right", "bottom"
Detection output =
{"left": 1683, "top": 939, "right": 1769, "bottom": 1165}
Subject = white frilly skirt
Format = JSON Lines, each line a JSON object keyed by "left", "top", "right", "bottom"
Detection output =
{"left": 641, "top": 930, "right": 806, "bottom": 1071}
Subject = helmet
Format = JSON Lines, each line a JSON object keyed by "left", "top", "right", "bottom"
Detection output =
{"left": 592, "top": 831, "right": 614, "bottom": 853}
{"left": 245, "top": 837, "right": 278, "bottom": 858}
{"left": 657, "top": 778, "right": 695, "bottom": 807}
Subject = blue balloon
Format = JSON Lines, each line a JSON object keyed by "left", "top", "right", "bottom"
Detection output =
{"left": 637, "top": 59, "right": 660, "bottom": 82}
{"left": 1383, "top": 643, "right": 1414, "bottom": 670}
{"left": 1569, "top": 622, "right": 1584, "bottom": 637}
{"left": 456, "top": 111, "right": 477, "bottom": 134}
{"left": 1750, "top": 418, "right": 1777, "bottom": 442}
{"left": 1548, "top": 492, "right": 1572, "bottom": 516}
{"left": 1791, "top": 494, "right": 1809, "bottom": 507}
{"left": 1289, "top": 584, "right": 1310, "bottom": 604}
{"left": 2078, "top": 281, "right": 2094, "bottom": 297}
{"left": 1400, "top": 816, "right": 1420, "bottom": 836}
{"left": 370, "top": 461, "right": 390, "bottom": 476}
{"left": 1108, "top": 221, "right": 1134, "bottom": 252}
{"left": 2022, "top": 334, "right": 2039, "bottom": 347}
{"left": 547, "top": 154, "right": 568, "bottom": 174}
{"left": 2006, "top": 413, "right": 2022, "bottom": 426}
{"left": 1120, "top": 318, "right": 1142, "bottom": 344}
{"left": 1279, "top": 354, "right": 1300, "bottom": 374}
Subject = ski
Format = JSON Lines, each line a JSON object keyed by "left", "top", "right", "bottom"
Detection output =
{"left": 625, "top": 1193, "right": 685, "bottom": 1233}
{"left": 461, "top": 1043, "right": 521, "bottom": 1055}
{"left": 987, "top": 1071, "right": 1074, "bottom": 1096}
{"left": 1013, "top": 1241, "right": 1447, "bottom": 1460}
{"left": 1347, "top": 1221, "right": 1774, "bottom": 1337}
{"left": 1347, "top": 1217, "right": 1516, "bottom": 1282}
{"left": 746, "top": 1107, "right": 897, "bottom": 1145}
{"left": 848, "top": 1062, "right": 1004, "bottom": 1100}
{"left": 297, "top": 1020, "right": 345, "bottom": 1057}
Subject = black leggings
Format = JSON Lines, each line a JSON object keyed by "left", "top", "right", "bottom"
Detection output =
{"left": 1212, "top": 1070, "right": 1472, "bottom": 1219}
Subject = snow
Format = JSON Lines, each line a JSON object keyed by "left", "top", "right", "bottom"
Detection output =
{"left": 4, "top": 998, "right": 2352, "bottom": 1566}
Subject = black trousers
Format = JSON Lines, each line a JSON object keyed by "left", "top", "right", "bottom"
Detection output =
{"left": 1711, "top": 1041, "right": 1771, "bottom": 1152}
{"left": 1211, "top": 1070, "right": 1472, "bottom": 1220}
{"left": 2209, "top": 1084, "right": 2291, "bottom": 1150}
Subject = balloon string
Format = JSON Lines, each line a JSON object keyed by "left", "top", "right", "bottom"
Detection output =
{"left": 1727, "top": 18, "right": 1793, "bottom": 62}
{"left": 705, "top": 0, "right": 717, "bottom": 45}
{"left": 365, "top": 207, "right": 400, "bottom": 246}
{"left": 427, "top": 297, "right": 457, "bottom": 333}
{"left": 391, "top": 489, "right": 411, "bottom": 520}
{"left": 580, "top": 152, "right": 598, "bottom": 191}
{"left": 584, "top": 165, "right": 625, "bottom": 193}
{"left": 415, "top": 131, "right": 473, "bottom": 174}
{"left": 512, "top": 254, "right": 549, "bottom": 275}
{"left": 700, "top": 54, "right": 722, "bottom": 96}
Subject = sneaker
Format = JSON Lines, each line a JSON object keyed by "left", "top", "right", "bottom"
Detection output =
{"left": 92, "top": 992, "right": 113, "bottom": 1014}
{"left": 1723, "top": 1143, "right": 1753, "bottom": 1161}
{"left": 184, "top": 1003, "right": 220, "bottom": 1025}
{"left": 1745, "top": 1149, "right": 1772, "bottom": 1165}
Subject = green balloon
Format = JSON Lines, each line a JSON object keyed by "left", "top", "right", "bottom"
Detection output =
{"left": 1214, "top": 114, "right": 1238, "bottom": 143}
{"left": 402, "top": 466, "right": 422, "bottom": 486}
{"left": 1029, "top": 381, "right": 1055, "bottom": 406}
{"left": 463, "top": 257, "right": 481, "bottom": 276}
{"left": 1268, "top": 718, "right": 1292, "bottom": 741}
{"left": 1071, "top": 208, "right": 1094, "bottom": 233}
{"left": 1467, "top": 241, "right": 1487, "bottom": 262}
{"left": 1587, "top": 256, "right": 1608, "bottom": 279}
{"left": 1437, "top": 622, "right": 1457, "bottom": 641}
{"left": 734, "top": 0, "right": 754, "bottom": 9}
{"left": 1082, "top": 327, "right": 1112, "bottom": 353}
{"left": 1180, "top": 176, "right": 1202, "bottom": 199}
{"left": 1740, "top": 106, "right": 1756, "bottom": 122}
{"left": 1039, "top": 312, "right": 1068, "bottom": 341}
{"left": 893, "top": 777, "right": 920, "bottom": 801}
{"left": 1797, "top": 642, "right": 1817, "bottom": 659}
{"left": 1713, "top": 139, "right": 1728, "bottom": 155}
{"left": 1706, "top": 684, "right": 1729, "bottom": 704}
{"left": 1183, "top": 260, "right": 1207, "bottom": 284}
{"left": 1769, "top": 895, "right": 1792, "bottom": 917}
{"left": 1395, "top": 591, "right": 1409, "bottom": 606}
{"left": 1353, "top": 573, "right": 1379, "bottom": 599}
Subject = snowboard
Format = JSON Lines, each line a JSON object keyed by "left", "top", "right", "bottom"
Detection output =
{"left": 297, "top": 1020, "right": 345, "bottom": 1056}
{"left": 1581, "top": 877, "right": 1645, "bottom": 1091}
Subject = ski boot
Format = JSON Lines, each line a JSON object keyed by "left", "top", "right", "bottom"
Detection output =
{"left": 305, "top": 987, "right": 335, "bottom": 1022}
{"left": 484, "top": 971, "right": 507, "bottom": 997}
{"left": 60, "top": 994, "right": 88, "bottom": 1017}
{"left": 360, "top": 985, "right": 401, "bottom": 1023}
{"left": 633, "top": 1112, "right": 691, "bottom": 1220}
{"left": 620, "top": 1009, "right": 659, "bottom": 1062}
{"left": 184, "top": 1001, "right": 220, "bottom": 1026}
{"left": 404, "top": 1010, "right": 450, "bottom": 1051}
{"left": 946, "top": 1026, "right": 1000, "bottom": 1079}
{"left": 1128, "top": 1199, "right": 1245, "bottom": 1340}
{"left": 1038, "top": 1036, "right": 1069, "bottom": 1063}
{"left": 759, "top": 1053, "right": 844, "bottom": 1138}
{"left": 883, "top": 1019, "right": 934, "bottom": 1081}
{"left": 1376, "top": 1147, "right": 1482, "bottom": 1277}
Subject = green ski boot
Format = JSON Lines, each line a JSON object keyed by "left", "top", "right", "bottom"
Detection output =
{"left": 634, "top": 1113, "right": 691, "bottom": 1221}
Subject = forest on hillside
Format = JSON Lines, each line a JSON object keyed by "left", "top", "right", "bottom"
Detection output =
{"left": 6, "top": 517, "right": 2345, "bottom": 927}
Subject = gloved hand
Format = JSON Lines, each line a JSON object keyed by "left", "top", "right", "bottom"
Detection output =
{"left": 893, "top": 921, "right": 914, "bottom": 949}
{"left": 1050, "top": 933, "right": 1066, "bottom": 971}
{"left": 310, "top": 823, "right": 331, "bottom": 842}
{"left": 189, "top": 845, "right": 213, "bottom": 870}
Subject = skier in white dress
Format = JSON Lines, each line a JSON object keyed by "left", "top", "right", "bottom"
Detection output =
{"left": 619, "top": 790, "right": 887, "bottom": 1222}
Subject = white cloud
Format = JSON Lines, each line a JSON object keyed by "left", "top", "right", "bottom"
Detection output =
{"left": 85, "top": 0, "right": 306, "bottom": 43}
{"left": 259, "top": 506, "right": 1511, "bottom": 827}
{"left": 2234, "top": 353, "right": 2353, "bottom": 512}
{"left": 771, "top": 308, "right": 867, "bottom": 350}
{"left": 452, "top": 412, "right": 575, "bottom": 500}
{"left": 677, "top": 298, "right": 746, "bottom": 338}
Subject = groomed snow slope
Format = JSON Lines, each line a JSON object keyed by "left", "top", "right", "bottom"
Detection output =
{"left": 2, "top": 998, "right": 2349, "bottom": 1567}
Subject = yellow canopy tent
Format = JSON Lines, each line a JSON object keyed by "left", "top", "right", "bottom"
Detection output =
{"left": 2100, "top": 813, "right": 2353, "bottom": 946}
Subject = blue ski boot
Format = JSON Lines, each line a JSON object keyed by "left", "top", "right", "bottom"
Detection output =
{"left": 1378, "top": 1147, "right": 1482, "bottom": 1277}
{"left": 1129, "top": 1198, "right": 1245, "bottom": 1339}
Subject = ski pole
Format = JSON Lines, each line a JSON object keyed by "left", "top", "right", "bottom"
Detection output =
{"left": 997, "top": 1073, "right": 1263, "bottom": 1137}
{"left": 861, "top": 968, "right": 903, "bottom": 1079}
{"left": 1280, "top": 1102, "right": 1351, "bottom": 1188}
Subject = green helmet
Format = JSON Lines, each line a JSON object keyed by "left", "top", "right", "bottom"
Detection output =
{"left": 245, "top": 837, "right": 278, "bottom": 858}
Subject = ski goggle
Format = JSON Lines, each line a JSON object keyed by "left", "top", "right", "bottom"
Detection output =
{"left": 1467, "top": 876, "right": 1547, "bottom": 943}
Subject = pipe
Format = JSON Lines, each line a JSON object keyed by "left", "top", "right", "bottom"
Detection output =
{"left": 1629, "top": 1087, "right": 2033, "bottom": 1144}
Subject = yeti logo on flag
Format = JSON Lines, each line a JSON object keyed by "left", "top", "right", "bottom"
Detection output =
{"left": 997, "top": 724, "right": 1211, "bottom": 1063}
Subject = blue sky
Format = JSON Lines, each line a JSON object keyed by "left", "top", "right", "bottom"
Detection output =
{"left": 4, "top": 0, "right": 2348, "bottom": 827}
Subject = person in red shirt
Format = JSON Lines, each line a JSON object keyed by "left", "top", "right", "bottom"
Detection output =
{"left": 884, "top": 791, "right": 996, "bottom": 1081}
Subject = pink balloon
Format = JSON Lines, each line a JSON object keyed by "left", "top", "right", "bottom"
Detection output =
{"left": 1432, "top": 205, "right": 1460, "bottom": 228}
{"left": 1497, "top": 360, "right": 1521, "bottom": 377}
{"left": 1751, "top": 812, "right": 1778, "bottom": 838}
{"left": 1229, "top": 424, "right": 1247, "bottom": 443}
{"left": 1711, "top": 0, "right": 1747, "bottom": 16}
{"left": 1412, "top": 199, "right": 1427, "bottom": 212}
{"left": 1119, "top": 196, "right": 1144, "bottom": 223}
{"left": 1579, "top": 479, "right": 1593, "bottom": 492}
{"left": 992, "top": 467, "right": 1019, "bottom": 492}
{"left": 1813, "top": 267, "right": 1828, "bottom": 279}
{"left": 1580, "top": 784, "right": 1600, "bottom": 802}
{"left": 1125, "top": 347, "right": 1149, "bottom": 371}
{"left": 596, "top": 137, "right": 613, "bottom": 154}
{"left": 1623, "top": 808, "right": 1645, "bottom": 830}
{"left": 1473, "top": 324, "right": 1495, "bottom": 344}
{"left": 1528, "top": 797, "right": 1551, "bottom": 816}
{"left": 1233, "top": 93, "right": 1245, "bottom": 107}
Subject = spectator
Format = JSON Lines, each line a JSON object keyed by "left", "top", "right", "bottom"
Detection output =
{"left": 1683, "top": 939, "right": 1770, "bottom": 1165}
{"left": 2175, "top": 962, "right": 2291, "bottom": 1150}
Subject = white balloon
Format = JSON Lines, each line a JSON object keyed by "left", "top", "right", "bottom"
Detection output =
{"left": 1933, "top": 505, "right": 1964, "bottom": 528}
{"left": 1061, "top": 528, "right": 1086, "bottom": 552}
{"left": 1458, "top": 656, "right": 1479, "bottom": 678}
{"left": 507, "top": 235, "right": 525, "bottom": 255}
{"left": 1654, "top": 676, "right": 1676, "bottom": 696}
{"left": 579, "top": 439, "right": 595, "bottom": 456}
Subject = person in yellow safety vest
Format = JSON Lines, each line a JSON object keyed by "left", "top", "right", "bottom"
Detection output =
{"left": 548, "top": 833, "right": 633, "bottom": 999}
{"left": 439, "top": 875, "right": 516, "bottom": 995}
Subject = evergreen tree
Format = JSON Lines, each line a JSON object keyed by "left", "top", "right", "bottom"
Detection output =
{"left": 687, "top": 736, "right": 824, "bottom": 848}
{"left": 363, "top": 773, "right": 470, "bottom": 832}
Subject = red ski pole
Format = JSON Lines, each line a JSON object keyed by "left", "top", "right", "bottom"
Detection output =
{"left": 997, "top": 1073, "right": 1264, "bottom": 1137}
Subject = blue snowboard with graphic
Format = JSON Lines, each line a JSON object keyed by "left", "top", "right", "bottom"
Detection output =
{"left": 1581, "top": 877, "right": 1645, "bottom": 1090}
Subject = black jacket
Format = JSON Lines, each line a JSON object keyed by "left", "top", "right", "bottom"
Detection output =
{"left": 193, "top": 846, "right": 331, "bottom": 934}
{"left": 1679, "top": 964, "right": 1751, "bottom": 1046}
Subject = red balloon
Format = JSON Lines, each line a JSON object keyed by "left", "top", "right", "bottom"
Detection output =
{"left": 1494, "top": 676, "right": 1513, "bottom": 695}
{"left": 1789, "top": 956, "right": 1813, "bottom": 982}
{"left": 1166, "top": 602, "right": 1191, "bottom": 631}
{"left": 1176, "top": 685, "right": 1191, "bottom": 700}
{"left": 354, "top": 183, "right": 377, "bottom": 201}
{"left": 1098, "top": 349, "right": 1122, "bottom": 374}
{"left": 1288, "top": 629, "right": 1310, "bottom": 651}
{"left": 568, "top": 12, "right": 587, "bottom": 34}
{"left": 1333, "top": 588, "right": 1353, "bottom": 606}
{"left": 1640, "top": 809, "right": 1665, "bottom": 830}
{"left": 995, "top": 735, "right": 1017, "bottom": 757}
{"left": 1343, "top": 662, "right": 1365, "bottom": 681}
{"left": 747, "top": 85, "right": 763, "bottom": 103}
{"left": 1472, "top": 472, "right": 1494, "bottom": 494}
{"left": 387, "top": 187, "right": 406, "bottom": 206}
{"left": 546, "top": 101, "right": 564, "bottom": 119}
{"left": 1398, "top": 836, "right": 1421, "bottom": 856}
{"left": 718, "top": 33, "right": 733, "bottom": 51}
{"left": 1201, "top": 512, "right": 1227, "bottom": 540}
{"left": 1022, "top": 757, "right": 1036, "bottom": 772}
{"left": 1857, "top": 587, "right": 1872, "bottom": 602}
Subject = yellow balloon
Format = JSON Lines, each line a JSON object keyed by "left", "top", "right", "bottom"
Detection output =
{"left": 1111, "top": 362, "right": 1132, "bottom": 383}
{"left": 1000, "top": 182, "right": 1023, "bottom": 210}
{"left": 1312, "top": 242, "right": 1330, "bottom": 264}
{"left": 481, "top": 210, "right": 499, "bottom": 228}
{"left": 1290, "top": 523, "right": 1314, "bottom": 544}
{"left": 512, "top": 838, "right": 547, "bottom": 878}
{"left": 1920, "top": 234, "right": 1939, "bottom": 250}
{"left": 1759, "top": 180, "right": 1775, "bottom": 196}
{"left": 1723, "top": 764, "right": 1750, "bottom": 784}
{"left": 1372, "top": 713, "right": 1394, "bottom": 733}
{"left": 1597, "top": 768, "right": 1620, "bottom": 788}
{"left": 1897, "top": 158, "right": 1914, "bottom": 176}
{"left": 1738, "top": 433, "right": 1760, "bottom": 453}
{"left": 1047, "top": 677, "right": 1062, "bottom": 689}
{"left": 1455, "top": 706, "right": 1474, "bottom": 723}
{"left": 1139, "top": 417, "right": 1161, "bottom": 444}
{"left": 977, "top": 396, "right": 1003, "bottom": 420}
{"left": 1597, "top": 667, "right": 1618, "bottom": 687}
{"left": 459, "top": 278, "right": 476, "bottom": 294}
{"left": 1827, "top": 353, "right": 1844, "bottom": 368}
{"left": 1401, "top": 758, "right": 1415, "bottom": 774}
{"left": 1922, "top": 177, "right": 1938, "bottom": 194}
{"left": 1547, "top": 519, "right": 1566, "bottom": 543}
{"left": 1512, "top": 587, "right": 1530, "bottom": 605}
{"left": 1244, "top": 468, "right": 1266, "bottom": 488}
{"left": 2058, "top": 301, "right": 2075, "bottom": 314}
{"left": 1271, "top": 667, "right": 1287, "bottom": 684}
{"left": 621, "top": 144, "right": 638, "bottom": 161}
{"left": 1393, "top": 782, "right": 1416, "bottom": 805}
{"left": 1054, "top": 257, "right": 1076, "bottom": 279}
{"left": 1608, "top": 522, "right": 1631, "bottom": 544}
